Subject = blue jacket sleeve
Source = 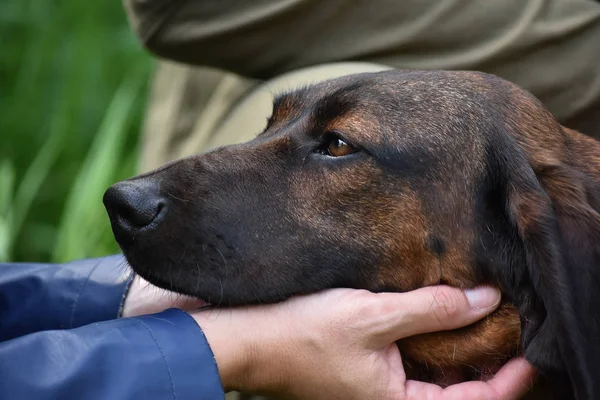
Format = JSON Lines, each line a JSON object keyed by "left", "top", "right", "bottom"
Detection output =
{"left": 0, "top": 255, "right": 133, "bottom": 341}
{"left": 0, "top": 257, "right": 225, "bottom": 399}
{"left": 0, "top": 308, "right": 225, "bottom": 400}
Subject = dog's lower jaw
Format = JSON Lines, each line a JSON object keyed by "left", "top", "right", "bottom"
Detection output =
{"left": 398, "top": 303, "right": 521, "bottom": 381}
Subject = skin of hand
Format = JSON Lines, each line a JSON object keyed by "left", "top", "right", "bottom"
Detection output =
{"left": 193, "top": 286, "right": 537, "bottom": 400}
{"left": 123, "top": 276, "right": 536, "bottom": 399}
{"left": 122, "top": 274, "right": 206, "bottom": 317}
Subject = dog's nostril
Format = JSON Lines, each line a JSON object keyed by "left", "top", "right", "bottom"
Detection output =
{"left": 103, "top": 180, "right": 165, "bottom": 233}
{"left": 116, "top": 198, "right": 162, "bottom": 228}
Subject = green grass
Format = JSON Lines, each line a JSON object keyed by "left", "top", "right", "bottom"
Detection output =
{"left": 0, "top": 0, "right": 153, "bottom": 262}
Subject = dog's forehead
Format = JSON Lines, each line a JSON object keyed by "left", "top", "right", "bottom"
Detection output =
{"left": 275, "top": 70, "right": 506, "bottom": 142}
{"left": 297, "top": 70, "right": 499, "bottom": 109}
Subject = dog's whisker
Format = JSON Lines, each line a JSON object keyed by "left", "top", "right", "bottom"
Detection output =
{"left": 167, "top": 261, "right": 174, "bottom": 292}
{"left": 166, "top": 191, "right": 188, "bottom": 202}
{"left": 249, "top": 283, "right": 264, "bottom": 306}
{"left": 178, "top": 247, "right": 188, "bottom": 265}
{"left": 195, "top": 262, "right": 202, "bottom": 295}
{"left": 216, "top": 248, "right": 228, "bottom": 278}
{"left": 217, "top": 277, "right": 224, "bottom": 308}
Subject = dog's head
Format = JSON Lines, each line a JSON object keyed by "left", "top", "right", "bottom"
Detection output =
{"left": 104, "top": 70, "right": 600, "bottom": 398}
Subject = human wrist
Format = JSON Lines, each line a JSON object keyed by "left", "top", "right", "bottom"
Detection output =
{"left": 191, "top": 306, "right": 293, "bottom": 394}
{"left": 191, "top": 309, "right": 254, "bottom": 392}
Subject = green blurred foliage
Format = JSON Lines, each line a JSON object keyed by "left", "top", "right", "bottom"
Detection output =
{"left": 0, "top": 0, "right": 153, "bottom": 262}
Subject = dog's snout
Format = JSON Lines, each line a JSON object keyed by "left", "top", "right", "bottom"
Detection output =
{"left": 103, "top": 180, "right": 165, "bottom": 241}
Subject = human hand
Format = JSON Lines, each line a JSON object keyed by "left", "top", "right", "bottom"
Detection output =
{"left": 122, "top": 274, "right": 205, "bottom": 317}
{"left": 193, "top": 286, "right": 536, "bottom": 400}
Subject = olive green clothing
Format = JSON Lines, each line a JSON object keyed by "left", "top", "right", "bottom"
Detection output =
{"left": 125, "top": 0, "right": 600, "bottom": 172}
{"left": 140, "top": 60, "right": 391, "bottom": 172}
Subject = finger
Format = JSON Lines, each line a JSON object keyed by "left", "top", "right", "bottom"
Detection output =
{"left": 370, "top": 285, "right": 500, "bottom": 345}
{"left": 406, "top": 379, "right": 498, "bottom": 400}
{"left": 405, "top": 357, "right": 537, "bottom": 400}
{"left": 485, "top": 357, "right": 537, "bottom": 398}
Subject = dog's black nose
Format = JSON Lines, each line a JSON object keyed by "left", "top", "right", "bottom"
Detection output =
{"left": 103, "top": 180, "right": 165, "bottom": 240}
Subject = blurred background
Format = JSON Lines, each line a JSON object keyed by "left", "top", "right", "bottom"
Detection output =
{"left": 1, "top": 0, "right": 152, "bottom": 263}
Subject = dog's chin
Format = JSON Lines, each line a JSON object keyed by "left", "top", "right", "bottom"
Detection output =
{"left": 122, "top": 251, "right": 303, "bottom": 306}
{"left": 120, "top": 253, "right": 210, "bottom": 305}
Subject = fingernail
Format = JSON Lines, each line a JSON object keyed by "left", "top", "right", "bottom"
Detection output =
{"left": 464, "top": 287, "right": 501, "bottom": 310}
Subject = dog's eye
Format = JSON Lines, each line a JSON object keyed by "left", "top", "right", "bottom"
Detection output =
{"left": 320, "top": 134, "right": 357, "bottom": 157}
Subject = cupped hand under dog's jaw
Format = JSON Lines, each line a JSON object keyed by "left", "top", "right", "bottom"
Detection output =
{"left": 122, "top": 274, "right": 207, "bottom": 318}
{"left": 193, "top": 286, "right": 537, "bottom": 400}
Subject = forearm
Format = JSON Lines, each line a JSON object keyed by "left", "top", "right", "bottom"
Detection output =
{"left": 0, "top": 309, "right": 224, "bottom": 400}
{"left": 0, "top": 255, "right": 132, "bottom": 341}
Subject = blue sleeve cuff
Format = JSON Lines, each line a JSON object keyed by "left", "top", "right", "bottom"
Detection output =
{"left": 132, "top": 309, "right": 226, "bottom": 400}
{"left": 63, "top": 255, "right": 134, "bottom": 328}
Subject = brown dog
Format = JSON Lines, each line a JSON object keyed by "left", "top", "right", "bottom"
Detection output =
{"left": 104, "top": 70, "right": 600, "bottom": 399}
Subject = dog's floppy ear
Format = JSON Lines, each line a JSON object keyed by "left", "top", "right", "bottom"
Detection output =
{"left": 504, "top": 158, "right": 600, "bottom": 399}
